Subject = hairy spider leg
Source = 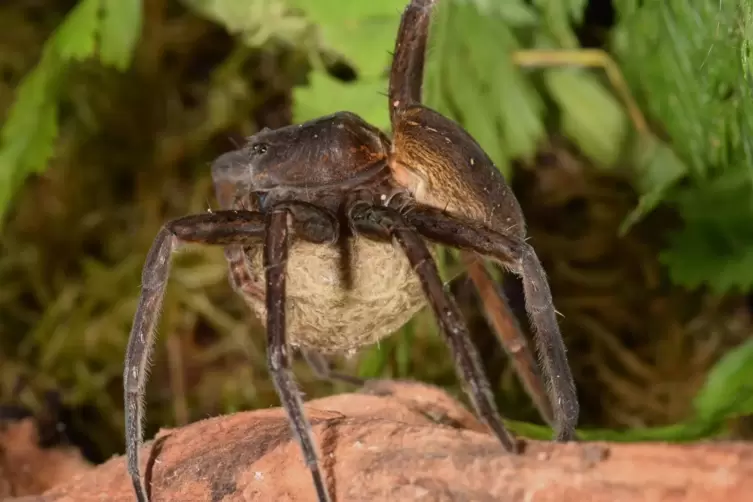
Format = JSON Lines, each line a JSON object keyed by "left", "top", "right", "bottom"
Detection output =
{"left": 124, "top": 211, "right": 268, "bottom": 501}
{"left": 404, "top": 205, "right": 580, "bottom": 440}
{"left": 349, "top": 203, "right": 517, "bottom": 451}
{"left": 463, "top": 256, "right": 554, "bottom": 426}
{"left": 389, "top": 0, "right": 434, "bottom": 123}
{"left": 264, "top": 209, "right": 332, "bottom": 502}
{"left": 125, "top": 206, "right": 339, "bottom": 502}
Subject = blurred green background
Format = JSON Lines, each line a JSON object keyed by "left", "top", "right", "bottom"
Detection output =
{"left": 1, "top": 0, "right": 753, "bottom": 463}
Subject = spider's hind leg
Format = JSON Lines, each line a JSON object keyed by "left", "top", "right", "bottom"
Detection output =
{"left": 350, "top": 202, "right": 518, "bottom": 452}
{"left": 404, "top": 205, "right": 580, "bottom": 442}
{"left": 462, "top": 253, "right": 555, "bottom": 427}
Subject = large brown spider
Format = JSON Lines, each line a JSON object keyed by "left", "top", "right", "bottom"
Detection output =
{"left": 124, "top": 1, "right": 579, "bottom": 500}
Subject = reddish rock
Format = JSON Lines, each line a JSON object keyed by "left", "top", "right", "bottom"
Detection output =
{"left": 0, "top": 418, "right": 90, "bottom": 498}
{"left": 7, "top": 381, "right": 753, "bottom": 501}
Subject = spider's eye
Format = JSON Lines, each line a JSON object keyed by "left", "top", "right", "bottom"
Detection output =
{"left": 251, "top": 143, "right": 268, "bottom": 156}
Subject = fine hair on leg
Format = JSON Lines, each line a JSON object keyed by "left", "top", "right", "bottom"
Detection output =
{"left": 349, "top": 202, "right": 518, "bottom": 452}
{"left": 264, "top": 209, "right": 332, "bottom": 502}
{"left": 403, "top": 204, "right": 579, "bottom": 441}
{"left": 124, "top": 210, "right": 268, "bottom": 502}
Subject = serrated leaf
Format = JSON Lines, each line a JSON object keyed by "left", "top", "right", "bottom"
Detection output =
{"left": 0, "top": 104, "right": 59, "bottom": 219}
{"left": 693, "top": 339, "right": 753, "bottom": 424}
{"left": 0, "top": 0, "right": 143, "bottom": 225}
{"left": 439, "top": 3, "right": 506, "bottom": 167}
{"left": 612, "top": 0, "right": 753, "bottom": 293}
{"left": 53, "top": 0, "right": 101, "bottom": 61}
{"left": 660, "top": 176, "right": 753, "bottom": 293}
{"left": 99, "top": 0, "right": 142, "bottom": 70}
{"left": 0, "top": 56, "right": 63, "bottom": 222}
{"left": 293, "top": 71, "right": 389, "bottom": 128}
{"left": 661, "top": 229, "right": 753, "bottom": 294}
{"left": 462, "top": 3, "right": 543, "bottom": 163}
{"left": 290, "top": 0, "right": 404, "bottom": 78}
{"left": 612, "top": 0, "right": 749, "bottom": 179}
{"left": 619, "top": 134, "right": 688, "bottom": 234}
{"left": 183, "top": 0, "right": 311, "bottom": 48}
{"left": 423, "top": 0, "right": 545, "bottom": 175}
{"left": 545, "top": 69, "right": 627, "bottom": 167}
{"left": 493, "top": 59, "right": 545, "bottom": 163}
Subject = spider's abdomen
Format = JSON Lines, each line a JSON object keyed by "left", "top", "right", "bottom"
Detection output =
{"left": 243, "top": 236, "right": 428, "bottom": 353}
{"left": 391, "top": 105, "right": 526, "bottom": 237}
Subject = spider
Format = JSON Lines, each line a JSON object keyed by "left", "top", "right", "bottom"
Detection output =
{"left": 124, "top": 0, "right": 579, "bottom": 500}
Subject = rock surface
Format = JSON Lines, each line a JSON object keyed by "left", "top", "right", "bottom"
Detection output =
{"left": 6, "top": 380, "right": 753, "bottom": 501}
{"left": 0, "top": 418, "right": 90, "bottom": 498}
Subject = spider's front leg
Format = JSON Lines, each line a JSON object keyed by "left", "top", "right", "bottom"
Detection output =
{"left": 349, "top": 202, "right": 518, "bottom": 452}
{"left": 124, "top": 205, "right": 338, "bottom": 502}
{"left": 124, "top": 210, "right": 268, "bottom": 502}
{"left": 404, "top": 205, "right": 579, "bottom": 441}
{"left": 263, "top": 206, "right": 334, "bottom": 502}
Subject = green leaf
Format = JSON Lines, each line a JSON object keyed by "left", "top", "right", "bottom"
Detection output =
{"left": 0, "top": 0, "right": 143, "bottom": 225}
{"left": 293, "top": 71, "right": 389, "bottom": 128}
{"left": 99, "top": 0, "right": 143, "bottom": 70}
{"left": 357, "top": 344, "right": 389, "bottom": 379}
{"left": 506, "top": 417, "right": 721, "bottom": 443}
{"left": 612, "top": 0, "right": 753, "bottom": 291}
{"left": 533, "top": 0, "right": 583, "bottom": 48}
{"left": 466, "top": 4, "right": 544, "bottom": 163}
{"left": 423, "top": 0, "right": 545, "bottom": 175}
{"left": 619, "top": 134, "right": 688, "bottom": 234}
{"left": 290, "top": 0, "right": 404, "bottom": 78}
{"left": 565, "top": 0, "right": 588, "bottom": 24}
{"left": 53, "top": 0, "right": 101, "bottom": 61}
{"left": 395, "top": 322, "right": 415, "bottom": 377}
{"left": 183, "top": 0, "right": 264, "bottom": 34}
{"left": 182, "top": 0, "right": 311, "bottom": 48}
{"left": 545, "top": 69, "right": 627, "bottom": 167}
{"left": 659, "top": 174, "right": 753, "bottom": 293}
{"left": 471, "top": 0, "right": 539, "bottom": 28}
{"left": 630, "top": 134, "right": 688, "bottom": 195}
{"left": 0, "top": 56, "right": 62, "bottom": 222}
{"left": 661, "top": 227, "right": 753, "bottom": 294}
{"left": 693, "top": 339, "right": 753, "bottom": 424}
{"left": 612, "top": 0, "right": 752, "bottom": 179}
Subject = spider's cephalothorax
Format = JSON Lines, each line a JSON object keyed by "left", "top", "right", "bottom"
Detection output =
{"left": 124, "top": 1, "right": 579, "bottom": 501}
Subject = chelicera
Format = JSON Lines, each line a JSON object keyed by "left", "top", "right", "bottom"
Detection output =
{"left": 124, "top": 1, "right": 579, "bottom": 500}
